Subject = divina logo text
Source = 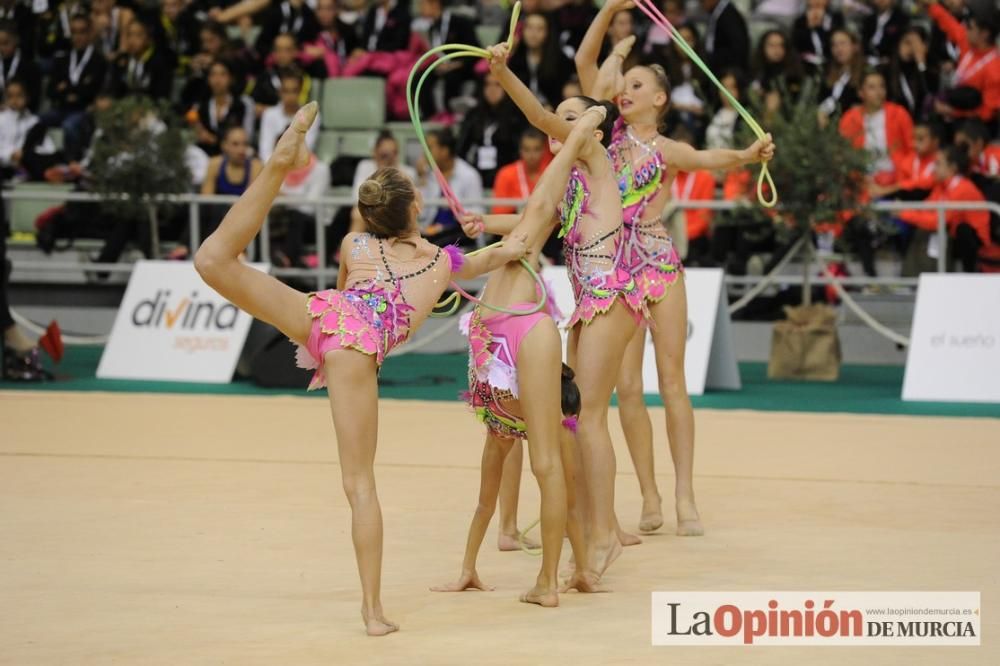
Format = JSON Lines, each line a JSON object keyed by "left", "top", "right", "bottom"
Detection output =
{"left": 132, "top": 290, "right": 239, "bottom": 331}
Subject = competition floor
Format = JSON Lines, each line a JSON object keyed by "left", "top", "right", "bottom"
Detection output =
{"left": 2, "top": 390, "right": 998, "bottom": 665}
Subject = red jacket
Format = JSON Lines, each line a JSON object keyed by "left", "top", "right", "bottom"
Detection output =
{"left": 929, "top": 4, "right": 1000, "bottom": 123}
{"left": 975, "top": 145, "right": 1000, "bottom": 177}
{"left": 897, "top": 175, "right": 991, "bottom": 247}
{"left": 491, "top": 154, "right": 552, "bottom": 214}
{"left": 897, "top": 151, "right": 937, "bottom": 191}
{"left": 671, "top": 170, "right": 716, "bottom": 240}
{"left": 838, "top": 103, "right": 914, "bottom": 180}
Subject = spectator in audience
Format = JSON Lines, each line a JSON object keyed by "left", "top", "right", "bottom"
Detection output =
{"left": 643, "top": 0, "right": 684, "bottom": 60}
{"left": 552, "top": 0, "right": 599, "bottom": 60}
{"left": 0, "top": 81, "right": 54, "bottom": 178}
{"left": 705, "top": 69, "right": 745, "bottom": 154}
{"left": 258, "top": 70, "right": 319, "bottom": 163}
{"left": 351, "top": 131, "right": 417, "bottom": 201}
{"left": 665, "top": 125, "right": 716, "bottom": 263}
{"left": 751, "top": 29, "right": 804, "bottom": 102}
{"left": 897, "top": 144, "right": 991, "bottom": 272}
{"left": 359, "top": 0, "right": 411, "bottom": 55}
{"left": 0, "top": 0, "right": 36, "bottom": 60}
{"left": 44, "top": 13, "right": 107, "bottom": 162}
{"left": 862, "top": 0, "right": 909, "bottom": 67}
{"left": 954, "top": 119, "right": 1000, "bottom": 180}
{"left": 91, "top": 0, "right": 135, "bottom": 61}
{"left": 419, "top": 0, "right": 480, "bottom": 121}
{"left": 927, "top": 0, "right": 968, "bottom": 72}
{"left": 700, "top": 0, "right": 750, "bottom": 77}
{"left": 1, "top": 191, "right": 50, "bottom": 381}
{"left": 887, "top": 26, "right": 938, "bottom": 123}
{"left": 926, "top": 2, "right": 999, "bottom": 127}
{"left": 417, "top": 128, "right": 483, "bottom": 247}
{"left": 272, "top": 139, "right": 331, "bottom": 269}
{"left": 664, "top": 23, "right": 709, "bottom": 137}
{"left": 869, "top": 120, "right": 943, "bottom": 198}
{"left": 109, "top": 20, "right": 174, "bottom": 100}
{"left": 0, "top": 21, "right": 41, "bottom": 112}
{"left": 792, "top": 0, "right": 845, "bottom": 74}
{"left": 37, "top": 0, "right": 88, "bottom": 61}
{"left": 491, "top": 127, "right": 551, "bottom": 214}
{"left": 155, "top": 0, "right": 202, "bottom": 72}
{"left": 255, "top": 0, "right": 320, "bottom": 61}
{"left": 300, "top": 0, "right": 359, "bottom": 78}
{"left": 252, "top": 32, "right": 315, "bottom": 112}
{"left": 194, "top": 60, "right": 256, "bottom": 155}
{"left": 818, "top": 28, "right": 864, "bottom": 119}
{"left": 507, "top": 12, "right": 573, "bottom": 109}
{"left": 497, "top": 0, "right": 545, "bottom": 45}
{"left": 181, "top": 22, "right": 251, "bottom": 110}
{"left": 839, "top": 70, "right": 915, "bottom": 189}
{"left": 561, "top": 76, "right": 583, "bottom": 101}
{"left": 169, "top": 125, "right": 263, "bottom": 260}
{"left": 457, "top": 72, "right": 524, "bottom": 188}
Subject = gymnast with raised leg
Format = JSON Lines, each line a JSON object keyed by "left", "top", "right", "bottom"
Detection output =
{"left": 194, "top": 102, "right": 528, "bottom": 636}
{"left": 575, "top": 1, "right": 775, "bottom": 536}
{"left": 432, "top": 107, "right": 612, "bottom": 605}
{"left": 476, "top": 43, "right": 648, "bottom": 581}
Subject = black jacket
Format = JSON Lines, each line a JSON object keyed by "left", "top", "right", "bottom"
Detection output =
{"left": 255, "top": 0, "right": 320, "bottom": 58}
{"left": 48, "top": 45, "right": 108, "bottom": 112}
{"left": 791, "top": 9, "right": 845, "bottom": 73}
{"left": 862, "top": 8, "right": 909, "bottom": 66}
{"left": 361, "top": 0, "right": 411, "bottom": 53}
{"left": 1, "top": 49, "right": 42, "bottom": 112}
{"left": 704, "top": 2, "right": 750, "bottom": 76}
{"left": 109, "top": 47, "right": 175, "bottom": 100}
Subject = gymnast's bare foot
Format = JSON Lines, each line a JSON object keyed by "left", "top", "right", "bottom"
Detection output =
{"left": 361, "top": 605, "right": 399, "bottom": 637}
{"left": 560, "top": 570, "right": 609, "bottom": 593}
{"left": 498, "top": 531, "right": 540, "bottom": 552}
{"left": 639, "top": 493, "right": 664, "bottom": 533}
{"left": 618, "top": 527, "right": 643, "bottom": 546}
{"left": 520, "top": 584, "right": 559, "bottom": 607}
{"left": 676, "top": 495, "right": 704, "bottom": 537}
{"left": 430, "top": 569, "right": 495, "bottom": 592}
{"left": 270, "top": 101, "right": 318, "bottom": 171}
{"left": 590, "top": 537, "right": 623, "bottom": 577}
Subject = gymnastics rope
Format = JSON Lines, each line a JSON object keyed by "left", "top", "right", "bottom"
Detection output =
{"left": 406, "top": 2, "right": 550, "bottom": 319}
{"left": 631, "top": 0, "right": 777, "bottom": 208}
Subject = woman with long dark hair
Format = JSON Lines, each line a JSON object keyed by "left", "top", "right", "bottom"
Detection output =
{"left": 507, "top": 12, "right": 574, "bottom": 109}
{"left": 456, "top": 72, "right": 525, "bottom": 188}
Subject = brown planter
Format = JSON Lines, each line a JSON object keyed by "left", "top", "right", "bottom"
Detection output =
{"left": 768, "top": 304, "right": 842, "bottom": 381}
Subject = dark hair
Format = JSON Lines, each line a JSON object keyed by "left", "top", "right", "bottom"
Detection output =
{"left": 956, "top": 118, "right": 990, "bottom": 145}
{"left": 943, "top": 144, "right": 970, "bottom": 175}
{"left": 127, "top": 18, "right": 152, "bottom": 40}
{"left": 278, "top": 67, "right": 305, "bottom": 89}
{"left": 357, "top": 167, "right": 416, "bottom": 238}
{"left": 520, "top": 127, "right": 546, "bottom": 146}
{"left": 4, "top": 78, "right": 27, "bottom": 100}
{"left": 428, "top": 128, "right": 457, "bottom": 156}
{"left": 915, "top": 120, "right": 944, "bottom": 142}
{"left": 0, "top": 20, "right": 19, "bottom": 40}
{"left": 209, "top": 59, "right": 234, "bottom": 78}
{"left": 861, "top": 68, "right": 885, "bottom": 87}
{"left": 221, "top": 124, "right": 247, "bottom": 142}
{"left": 970, "top": 9, "right": 998, "bottom": 41}
{"left": 69, "top": 13, "right": 91, "bottom": 27}
{"left": 572, "top": 97, "right": 620, "bottom": 148}
{"left": 560, "top": 364, "right": 581, "bottom": 417}
{"left": 374, "top": 129, "right": 397, "bottom": 149}
{"left": 273, "top": 31, "right": 299, "bottom": 48}
{"left": 201, "top": 21, "right": 227, "bottom": 41}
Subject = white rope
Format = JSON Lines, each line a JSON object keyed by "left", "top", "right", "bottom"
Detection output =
{"left": 821, "top": 266, "right": 910, "bottom": 347}
{"left": 10, "top": 309, "right": 110, "bottom": 346}
{"left": 727, "top": 236, "right": 807, "bottom": 315}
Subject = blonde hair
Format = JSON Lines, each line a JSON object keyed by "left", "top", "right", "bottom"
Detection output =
{"left": 357, "top": 167, "right": 416, "bottom": 238}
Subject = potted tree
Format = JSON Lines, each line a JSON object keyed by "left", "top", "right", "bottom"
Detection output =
{"left": 88, "top": 96, "right": 191, "bottom": 258}
{"left": 734, "top": 81, "right": 871, "bottom": 381}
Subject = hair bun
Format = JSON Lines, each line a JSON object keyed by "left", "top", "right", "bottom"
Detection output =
{"left": 358, "top": 179, "right": 386, "bottom": 207}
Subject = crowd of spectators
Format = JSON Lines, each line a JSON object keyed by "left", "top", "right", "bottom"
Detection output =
{"left": 0, "top": 0, "right": 997, "bottom": 275}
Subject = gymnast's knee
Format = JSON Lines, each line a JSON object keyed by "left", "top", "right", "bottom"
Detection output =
{"left": 341, "top": 474, "right": 377, "bottom": 507}
{"left": 616, "top": 372, "right": 645, "bottom": 408}
{"left": 657, "top": 365, "right": 688, "bottom": 401}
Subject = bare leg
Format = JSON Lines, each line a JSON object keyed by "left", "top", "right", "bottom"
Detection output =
{"left": 516, "top": 318, "right": 566, "bottom": 607}
{"left": 497, "top": 441, "right": 538, "bottom": 551}
{"left": 616, "top": 326, "right": 663, "bottom": 533}
{"left": 648, "top": 278, "right": 703, "bottom": 536}
{"left": 573, "top": 302, "right": 637, "bottom": 578}
{"left": 432, "top": 435, "right": 514, "bottom": 592}
{"left": 559, "top": 428, "right": 608, "bottom": 594}
{"left": 323, "top": 349, "right": 397, "bottom": 636}
{"left": 195, "top": 103, "right": 318, "bottom": 345}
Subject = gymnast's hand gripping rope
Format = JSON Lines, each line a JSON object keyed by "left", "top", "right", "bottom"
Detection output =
{"left": 405, "top": 3, "right": 550, "bottom": 319}
{"left": 632, "top": 0, "right": 778, "bottom": 208}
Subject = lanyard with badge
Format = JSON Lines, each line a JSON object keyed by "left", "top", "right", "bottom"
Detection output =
{"left": 476, "top": 122, "right": 498, "bottom": 172}
{"left": 0, "top": 49, "right": 19, "bottom": 89}
{"left": 69, "top": 45, "right": 93, "bottom": 86}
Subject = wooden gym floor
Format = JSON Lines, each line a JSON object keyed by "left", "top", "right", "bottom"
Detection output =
{"left": 1, "top": 390, "right": 997, "bottom": 665}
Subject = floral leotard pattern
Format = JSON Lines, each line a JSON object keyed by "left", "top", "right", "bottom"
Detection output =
{"left": 610, "top": 119, "right": 684, "bottom": 311}
{"left": 295, "top": 234, "right": 462, "bottom": 390}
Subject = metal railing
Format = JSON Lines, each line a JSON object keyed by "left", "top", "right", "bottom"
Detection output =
{"left": 5, "top": 188, "right": 999, "bottom": 290}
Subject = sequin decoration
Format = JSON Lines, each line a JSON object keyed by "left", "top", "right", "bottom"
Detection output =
{"left": 558, "top": 167, "right": 590, "bottom": 240}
